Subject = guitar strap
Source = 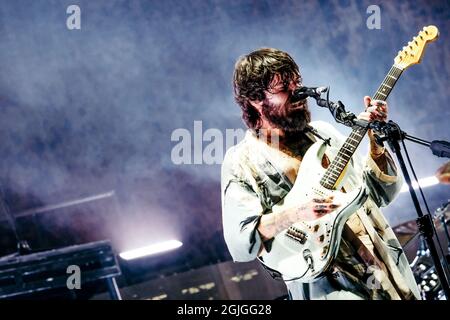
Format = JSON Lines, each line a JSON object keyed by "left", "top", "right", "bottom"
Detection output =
{"left": 355, "top": 205, "right": 413, "bottom": 299}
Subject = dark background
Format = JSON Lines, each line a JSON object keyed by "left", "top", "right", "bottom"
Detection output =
{"left": 0, "top": 0, "right": 448, "bottom": 295}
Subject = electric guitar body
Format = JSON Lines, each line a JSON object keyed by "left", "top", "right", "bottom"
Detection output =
{"left": 260, "top": 140, "right": 368, "bottom": 281}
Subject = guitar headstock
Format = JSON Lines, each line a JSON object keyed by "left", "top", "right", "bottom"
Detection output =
{"left": 394, "top": 25, "right": 439, "bottom": 70}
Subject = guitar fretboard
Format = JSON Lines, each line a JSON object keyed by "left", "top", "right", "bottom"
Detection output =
{"left": 320, "top": 65, "right": 403, "bottom": 189}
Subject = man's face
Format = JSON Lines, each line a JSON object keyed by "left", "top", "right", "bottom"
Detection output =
{"left": 259, "top": 73, "right": 311, "bottom": 133}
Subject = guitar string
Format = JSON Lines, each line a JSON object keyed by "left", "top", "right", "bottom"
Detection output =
{"left": 320, "top": 66, "right": 403, "bottom": 188}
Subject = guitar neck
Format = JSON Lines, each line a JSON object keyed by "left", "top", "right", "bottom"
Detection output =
{"left": 320, "top": 65, "right": 404, "bottom": 189}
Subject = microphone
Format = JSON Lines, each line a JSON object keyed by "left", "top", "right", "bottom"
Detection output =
{"left": 292, "top": 86, "right": 328, "bottom": 101}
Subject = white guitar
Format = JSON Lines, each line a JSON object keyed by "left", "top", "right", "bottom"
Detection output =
{"left": 258, "top": 26, "right": 439, "bottom": 282}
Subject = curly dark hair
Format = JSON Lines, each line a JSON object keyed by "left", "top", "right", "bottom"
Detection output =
{"left": 233, "top": 48, "right": 301, "bottom": 130}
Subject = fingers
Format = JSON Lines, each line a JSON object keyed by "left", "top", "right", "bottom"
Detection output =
{"left": 301, "top": 197, "right": 341, "bottom": 221}
{"left": 362, "top": 96, "right": 388, "bottom": 122}
{"left": 311, "top": 196, "right": 341, "bottom": 216}
{"left": 364, "top": 96, "right": 387, "bottom": 109}
{"left": 312, "top": 196, "right": 334, "bottom": 203}
{"left": 371, "top": 101, "right": 388, "bottom": 117}
{"left": 357, "top": 111, "right": 371, "bottom": 121}
{"left": 371, "top": 99, "right": 387, "bottom": 107}
{"left": 362, "top": 109, "right": 386, "bottom": 120}
{"left": 313, "top": 203, "right": 340, "bottom": 211}
{"left": 365, "top": 96, "right": 385, "bottom": 107}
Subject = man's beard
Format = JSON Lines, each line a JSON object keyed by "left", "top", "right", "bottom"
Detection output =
{"left": 261, "top": 92, "right": 311, "bottom": 133}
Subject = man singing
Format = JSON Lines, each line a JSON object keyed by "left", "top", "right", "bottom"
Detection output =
{"left": 221, "top": 48, "right": 420, "bottom": 300}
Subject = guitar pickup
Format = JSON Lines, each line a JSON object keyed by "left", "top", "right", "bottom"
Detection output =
{"left": 286, "top": 227, "right": 308, "bottom": 244}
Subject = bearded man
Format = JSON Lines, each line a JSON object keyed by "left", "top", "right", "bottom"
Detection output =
{"left": 221, "top": 48, "right": 420, "bottom": 300}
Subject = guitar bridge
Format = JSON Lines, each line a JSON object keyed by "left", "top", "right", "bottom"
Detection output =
{"left": 286, "top": 227, "right": 307, "bottom": 244}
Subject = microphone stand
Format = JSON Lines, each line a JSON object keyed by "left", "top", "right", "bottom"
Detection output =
{"left": 313, "top": 93, "right": 450, "bottom": 299}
